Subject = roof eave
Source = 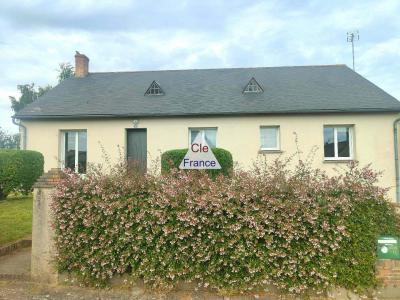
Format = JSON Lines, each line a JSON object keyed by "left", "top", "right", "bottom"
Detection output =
{"left": 13, "top": 108, "right": 400, "bottom": 120}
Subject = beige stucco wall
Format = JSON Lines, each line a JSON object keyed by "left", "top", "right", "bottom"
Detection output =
{"left": 22, "top": 113, "right": 399, "bottom": 201}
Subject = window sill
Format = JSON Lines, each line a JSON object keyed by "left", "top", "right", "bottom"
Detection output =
{"left": 323, "top": 159, "right": 354, "bottom": 163}
{"left": 258, "top": 149, "right": 283, "bottom": 154}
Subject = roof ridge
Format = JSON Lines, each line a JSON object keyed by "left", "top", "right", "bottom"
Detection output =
{"left": 88, "top": 64, "right": 348, "bottom": 75}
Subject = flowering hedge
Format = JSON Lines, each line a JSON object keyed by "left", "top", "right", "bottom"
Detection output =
{"left": 52, "top": 160, "right": 400, "bottom": 295}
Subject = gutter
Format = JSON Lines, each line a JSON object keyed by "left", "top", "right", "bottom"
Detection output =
{"left": 13, "top": 108, "right": 400, "bottom": 120}
{"left": 394, "top": 117, "right": 400, "bottom": 203}
{"left": 11, "top": 117, "right": 26, "bottom": 150}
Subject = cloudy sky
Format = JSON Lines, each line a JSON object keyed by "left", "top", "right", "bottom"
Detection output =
{"left": 1, "top": 0, "right": 400, "bottom": 133}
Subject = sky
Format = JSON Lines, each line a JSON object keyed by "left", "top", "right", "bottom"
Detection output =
{"left": 1, "top": 0, "right": 400, "bottom": 133}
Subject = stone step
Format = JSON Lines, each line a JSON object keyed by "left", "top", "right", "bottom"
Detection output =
{"left": 0, "top": 273, "right": 30, "bottom": 280}
{"left": 0, "top": 238, "right": 31, "bottom": 257}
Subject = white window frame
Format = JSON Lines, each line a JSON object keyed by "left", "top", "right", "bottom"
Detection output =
{"left": 60, "top": 130, "right": 87, "bottom": 173}
{"left": 188, "top": 127, "right": 217, "bottom": 148}
{"left": 323, "top": 126, "right": 354, "bottom": 161}
{"left": 260, "top": 126, "right": 280, "bottom": 151}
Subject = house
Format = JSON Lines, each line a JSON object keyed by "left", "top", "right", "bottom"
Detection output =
{"left": 14, "top": 52, "right": 400, "bottom": 202}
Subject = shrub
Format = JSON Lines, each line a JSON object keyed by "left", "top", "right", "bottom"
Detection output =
{"left": 52, "top": 160, "right": 400, "bottom": 295}
{"left": 0, "top": 149, "right": 44, "bottom": 199}
{"left": 332, "top": 166, "right": 400, "bottom": 290}
{"left": 161, "top": 148, "right": 233, "bottom": 177}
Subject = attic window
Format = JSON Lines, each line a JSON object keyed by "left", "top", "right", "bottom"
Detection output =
{"left": 145, "top": 80, "right": 164, "bottom": 96}
{"left": 243, "top": 77, "right": 263, "bottom": 93}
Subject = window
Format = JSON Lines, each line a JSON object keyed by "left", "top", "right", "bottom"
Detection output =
{"left": 189, "top": 128, "right": 217, "bottom": 148}
{"left": 243, "top": 77, "right": 263, "bottom": 93}
{"left": 145, "top": 80, "right": 164, "bottom": 96}
{"left": 260, "top": 126, "right": 280, "bottom": 150}
{"left": 61, "top": 130, "right": 87, "bottom": 173}
{"left": 323, "top": 126, "right": 353, "bottom": 160}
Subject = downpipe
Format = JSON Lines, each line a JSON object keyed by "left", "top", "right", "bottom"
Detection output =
{"left": 394, "top": 118, "right": 400, "bottom": 203}
{"left": 11, "top": 117, "right": 26, "bottom": 150}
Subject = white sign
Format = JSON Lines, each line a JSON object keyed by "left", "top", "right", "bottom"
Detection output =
{"left": 378, "top": 239, "right": 397, "bottom": 244}
{"left": 179, "top": 133, "right": 221, "bottom": 169}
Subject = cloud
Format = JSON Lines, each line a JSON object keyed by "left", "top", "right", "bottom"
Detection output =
{"left": 0, "top": 0, "right": 246, "bottom": 32}
{"left": 1, "top": 0, "right": 399, "bottom": 133}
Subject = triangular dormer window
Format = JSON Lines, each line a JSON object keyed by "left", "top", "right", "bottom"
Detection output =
{"left": 243, "top": 77, "right": 263, "bottom": 93}
{"left": 145, "top": 81, "right": 164, "bottom": 96}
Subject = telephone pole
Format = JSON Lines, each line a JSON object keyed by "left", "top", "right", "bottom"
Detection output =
{"left": 347, "top": 31, "right": 359, "bottom": 71}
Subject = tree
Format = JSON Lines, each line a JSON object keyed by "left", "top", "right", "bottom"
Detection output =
{"left": 10, "top": 61, "right": 74, "bottom": 113}
{"left": 10, "top": 84, "right": 40, "bottom": 113}
{"left": 57, "top": 62, "right": 74, "bottom": 83}
{"left": 0, "top": 127, "right": 20, "bottom": 149}
{"left": 38, "top": 85, "right": 53, "bottom": 97}
{"left": 9, "top": 83, "right": 54, "bottom": 113}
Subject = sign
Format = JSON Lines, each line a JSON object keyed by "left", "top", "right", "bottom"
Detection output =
{"left": 377, "top": 236, "right": 400, "bottom": 260}
{"left": 179, "top": 133, "right": 221, "bottom": 169}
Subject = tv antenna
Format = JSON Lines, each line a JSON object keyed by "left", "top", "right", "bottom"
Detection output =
{"left": 347, "top": 30, "right": 359, "bottom": 71}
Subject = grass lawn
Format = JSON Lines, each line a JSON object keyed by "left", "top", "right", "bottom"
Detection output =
{"left": 0, "top": 194, "right": 32, "bottom": 246}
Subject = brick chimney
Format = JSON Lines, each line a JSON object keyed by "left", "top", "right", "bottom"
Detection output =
{"left": 74, "top": 51, "right": 89, "bottom": 77}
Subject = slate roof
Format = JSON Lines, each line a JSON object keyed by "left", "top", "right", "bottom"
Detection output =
{"left": 15, "top": 65, "right": 400, "bottom": 119}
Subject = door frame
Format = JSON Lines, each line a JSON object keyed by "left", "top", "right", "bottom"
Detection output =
{"left": 125, "top": 128, "right": 148, "bottom": 172}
